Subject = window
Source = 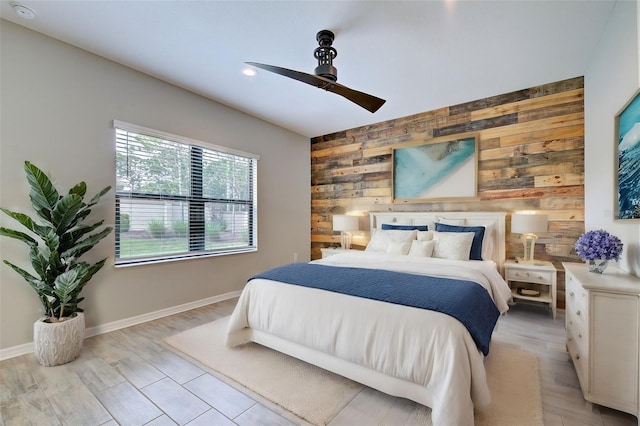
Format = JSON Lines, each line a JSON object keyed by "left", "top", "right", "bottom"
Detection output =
{"left": 114, "top": 121, "right": 258, "bottom": 265}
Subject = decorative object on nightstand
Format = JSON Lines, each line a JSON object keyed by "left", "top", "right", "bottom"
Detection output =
{"left": 574, "top": 229, "right": 623, "bottom": 274}
{"left": 504, "top": 259, "right": 557, "bottom": 319}
{"left": 511, "top": 212, "right": 548, "bottom": 263}
{"left": 332, "top": 214, "right": 359, "bottom": 250}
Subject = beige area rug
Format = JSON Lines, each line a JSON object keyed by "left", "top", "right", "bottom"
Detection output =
{"left": 165, "top": 317, "right": 543, "bottom": 426}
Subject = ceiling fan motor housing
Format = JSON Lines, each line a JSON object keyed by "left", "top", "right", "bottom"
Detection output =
{"left": 314, "top": 30, "right": 337, "bottom": 81}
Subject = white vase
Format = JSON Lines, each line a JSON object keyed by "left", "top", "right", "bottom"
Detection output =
{"left": 33, "top": 312, "right": 85, "bottom": 366}
{"left": 587, "top": 259, "right": 609, "bottom": 274}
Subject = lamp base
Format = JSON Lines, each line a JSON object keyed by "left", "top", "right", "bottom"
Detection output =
{"left": 340, "top": 232, "right": 352, "bottom": 250}
{"left": 519, "top": 233, "right": 538, "bottom": 262}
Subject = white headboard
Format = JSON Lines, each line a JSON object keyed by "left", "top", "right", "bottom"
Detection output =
{"left": 369, "top": 211, "right": 507, "bottom": 273}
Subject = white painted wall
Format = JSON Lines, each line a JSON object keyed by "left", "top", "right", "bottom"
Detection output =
{"left": 584, "top": 0, "right": 640, "bottom": 276}
{"left": 0, "top": 21, "right": 310, "bottom": 350}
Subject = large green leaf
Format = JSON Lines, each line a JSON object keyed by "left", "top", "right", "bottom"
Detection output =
{"left": 61, "top": 227, "right": 112, "bottom": 259}
{"left": 68, "top": 182, "right": 87, "bottom": 198}
{"left": 0, "top": 227, "right": 37, "bottom": 247}
{"left": 41, "top": 227, "right": 60, "bottom": 253}
{"left": 62, "top": 221, "right": 104, "bottom": 247}
{"left": 3, "top": 259, "right": 41, "bottom": 289}
{"left": 87, "top": 186, "right": 111, "bottom": 207}
{"left": 53, "top": 266, "right": 87, "bottom": 318}
{"left": 29, "top": 245, "right": 49, "bottom": 280}
{"left": 51, "top": 193, "right": 83, "bottom": 233}
{"left": 24, "top": 162, "right": 58, "bottom": 217}
{"left": 0, "top": 209, "right": 51, "bottom": 238}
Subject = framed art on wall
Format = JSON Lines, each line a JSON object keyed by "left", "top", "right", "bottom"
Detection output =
{"left": 616, "top": 89, "right": 640, "bottom": 219}
{"left": 392, "top": 133, "right": 478, "bottom": 203}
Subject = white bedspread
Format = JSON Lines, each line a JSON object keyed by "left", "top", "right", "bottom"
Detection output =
{"left": 226, "top": 252, "right": 512, "bottom": 426}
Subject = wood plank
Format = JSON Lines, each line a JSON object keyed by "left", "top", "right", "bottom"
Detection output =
{"left": 311, "top": 143, "right": 363, "bottom": 159}
{"left": 479, "top": 136, "right": 583, "bottom": 161}
{"left": 534, "top": 174, "right": 584, "bottom": 188}
{"left": 479, "top": 185, "right": 584, "bottom": 201}
{"left": 478, "top": 113, "right": 583, "bottom": 141}
{"left": 470, "top": 89, "right": 584, "bottom": 121}
{"left": 497, "top": 124, "right": 584, "bottom": 147}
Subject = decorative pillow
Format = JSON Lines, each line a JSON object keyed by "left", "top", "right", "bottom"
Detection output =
{"left": 365, "top": 229, "right": 417, "bottom": 252}
{"left": 386, "top": 241, "right": 412, "bottom": 255}
{"left": 434, "top": 223, "right": 486, "bottom": 260}
{"left": 416, "top": 230, "right": 435, "bottom": 241}
{"left": 408, "top": 240, "right": 435, "bottom": 257}
{"left": 432, "top": 231, "right": 475, "bottom": 261}
{"left": 437, "top": 216, "right": 466, "bottom": 226}
{"left": 381, "top": 224, "right": 429, "bottom": 231}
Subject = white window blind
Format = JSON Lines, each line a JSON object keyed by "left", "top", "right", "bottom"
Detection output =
{"left": 114, "top": 121, "right": 258, "bottom": 265}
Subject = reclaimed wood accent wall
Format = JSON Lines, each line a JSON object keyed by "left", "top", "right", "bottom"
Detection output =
{"left": 311, "top": 77, "right": 585, "bottom": 306}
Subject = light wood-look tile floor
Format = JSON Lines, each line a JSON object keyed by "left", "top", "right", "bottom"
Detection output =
{"left": 1, "top": 298, "right": 637, "bottom": 426}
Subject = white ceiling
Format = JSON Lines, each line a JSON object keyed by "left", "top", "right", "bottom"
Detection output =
{"left": 0, "top": 1, "right": 616, "bottom": 138}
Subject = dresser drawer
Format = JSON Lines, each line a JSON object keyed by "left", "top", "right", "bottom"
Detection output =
{"left": 566, "top": 271, "right": 588, "bottom": 313}
{"left": 566, "top": 310, "right": 588, "bottom": 356}
{"left": 506, "top": 268, "right": 553, "bottom": 285}
{"left": 566, "top": 328, "right": 588, "bottom": 388}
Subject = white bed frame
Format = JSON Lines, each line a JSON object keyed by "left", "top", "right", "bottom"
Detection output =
{"left": 237, "top": 211, "right": 507, "bottom": 417}
{"left": 369, "top": 211, "right": 507, "bottom": 274}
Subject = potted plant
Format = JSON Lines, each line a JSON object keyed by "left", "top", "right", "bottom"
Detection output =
{"left": 0, "top": 161, "right": 112, "bottom": 366}
{"left": 574, "top": 229, "right": 623, "bottom": 273}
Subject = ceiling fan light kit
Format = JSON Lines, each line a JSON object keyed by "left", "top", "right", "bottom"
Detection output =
{"left": 247, "top": 29, "right": 385, "bottom": 113}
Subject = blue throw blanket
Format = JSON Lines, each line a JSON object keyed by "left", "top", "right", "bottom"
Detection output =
{"left": 251, "top": 263, "right": 499, "bottom": 355}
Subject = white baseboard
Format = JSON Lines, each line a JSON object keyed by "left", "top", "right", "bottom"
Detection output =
{"left": 0, "top": 291, "right": 241, "bottom": 362}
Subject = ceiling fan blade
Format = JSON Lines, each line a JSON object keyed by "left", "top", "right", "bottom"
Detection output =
{"left": 246, "top": 62, "right": 385, "bottom": 113}
{"left": 324, "top": 81, "right": 386, "bottom": 114}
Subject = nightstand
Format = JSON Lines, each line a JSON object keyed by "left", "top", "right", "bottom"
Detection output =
{"left": 504, "top": 260, "right": 557, "bottom": 319}
{"left": 320, "top": 248, "right": 356, "bottom": 258}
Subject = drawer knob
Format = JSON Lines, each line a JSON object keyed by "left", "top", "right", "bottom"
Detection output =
{"left": 569, "top": 292, "right": 575, "bottom": 297}
{"left": 576, "top": 310, "right": 581, "bottom": 316}
{"left": 575, "top": 354, "right": 580, "bottom": 360}
{"left": 578, "top": 333, "right": 582, "bottom": 338}
{"left": 568, "top": 337, "right": 573, "bottom": 342}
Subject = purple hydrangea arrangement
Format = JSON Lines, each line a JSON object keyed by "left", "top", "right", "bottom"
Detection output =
{"left": 574, "top": 229, "right": 623, "bottom": 261}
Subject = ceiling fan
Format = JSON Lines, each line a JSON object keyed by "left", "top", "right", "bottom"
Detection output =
{"left": 246, "top": 30, "right": 386, "bottom": 113}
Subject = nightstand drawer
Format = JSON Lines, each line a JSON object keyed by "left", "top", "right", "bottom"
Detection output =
{"left": 505, "top": 268, "right": 553, "bottom": 285}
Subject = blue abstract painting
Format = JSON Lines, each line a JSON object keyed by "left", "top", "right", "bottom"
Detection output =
{"left": 618, "top": 91, "right": 640, "bottom": 219}
{"left": 393, "top": 136, "right": 476, "bottom": 200}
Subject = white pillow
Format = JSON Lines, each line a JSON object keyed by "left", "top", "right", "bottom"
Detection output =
{"left": 365, "top": 229, "right": 417, "bottom": 252}
{"left": 437, "top": 216, "right": 466, "bottom": 226}
{"left": 386, "top": 241, "right": 412, "bottom": 255}
{"left": 416, "top": 230, "right": 435, "bottom": 241}
{"left": 408, "top": 240, "right": 435, "bottom": 257}
{"left": 432, "top": 231, "right": 474, "bottom": 261}
{"left": 479, "top": 222, "right": 495, "bottom": 260}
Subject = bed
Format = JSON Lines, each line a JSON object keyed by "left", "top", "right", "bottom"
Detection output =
{"left": 226, "top": 211, "right": 511, "bottom": 426}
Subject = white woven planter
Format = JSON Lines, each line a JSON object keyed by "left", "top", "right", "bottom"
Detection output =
{"left": 33, "top": 313, "right": 85, "bottom": 367}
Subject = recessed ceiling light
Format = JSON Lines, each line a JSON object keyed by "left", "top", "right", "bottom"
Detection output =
{"left": 242, "top": 68, "right": 257, "bottom": 77}
{"left": 11, "top": 2, "right": 36, "bottom": 19}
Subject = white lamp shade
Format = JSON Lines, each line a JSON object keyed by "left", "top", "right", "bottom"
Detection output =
{"left": 511, "top": 213, "right": 548, "bottom": 234}
{"left": 332, "top": 215, "right": 359, "bottom": 232}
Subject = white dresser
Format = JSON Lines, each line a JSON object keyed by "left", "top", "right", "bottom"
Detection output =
{"left": 563, "top": 262, "right": 640, "bottom": 422}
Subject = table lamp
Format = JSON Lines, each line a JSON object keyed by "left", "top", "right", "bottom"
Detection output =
{"left": 511, "top": 213, "right": 548, "bottom": 262}
{"left": 332, "top": 215, "right": 359, "bottom": 250}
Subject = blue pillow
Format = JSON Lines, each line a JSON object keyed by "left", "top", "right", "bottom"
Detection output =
{"left": 434, "top": 223, "right": 485, "bottom": 260}
{"left": 381, "top": 224, "right": 429, "bottom": 231}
